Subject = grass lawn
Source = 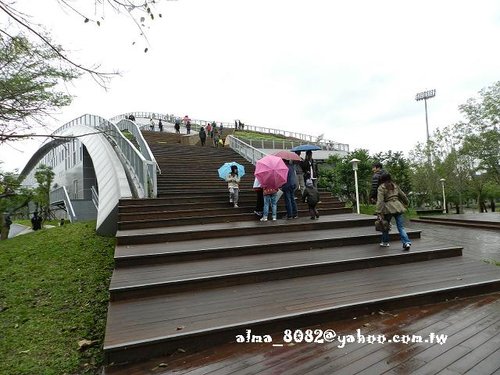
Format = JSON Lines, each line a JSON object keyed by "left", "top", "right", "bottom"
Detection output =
{"left": 234, "top": 130, "right": 291, "bottom": 141}
{"left": 0, "top": 222, "right": 115, "bottom": 375}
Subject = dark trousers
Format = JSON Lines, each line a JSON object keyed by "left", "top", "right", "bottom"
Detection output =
{"left": 283, "top": 187, "right": 298, "bottom": 218}
{"left": 255, "top": 189, "right": 264, "bottom": 212}
{"left": 308, "top": 204, "right": 319, "bottom": 218}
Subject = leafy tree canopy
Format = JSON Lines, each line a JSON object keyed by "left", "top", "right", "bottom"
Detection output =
{"left": 0, "top": 34, "right": 79, "bottom": 142}
{"left": 0, "top": 0, "right": 165, "bottom": 143}
{"left": 33, "top": 164, "right": 55, "bottom": 219}
{"left": 458, "top": 81, "right": 500, "bottom": 183}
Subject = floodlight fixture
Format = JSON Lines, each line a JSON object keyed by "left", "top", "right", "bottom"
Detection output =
{"left": 415, "top": 89, "right": 436, "bottom": 143}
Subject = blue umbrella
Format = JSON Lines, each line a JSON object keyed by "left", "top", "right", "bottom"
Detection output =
{"left": 218, "top": 162, "right": 245, "bottom": 180}
{"left": 290, "top": 144, "right": 322, "bottom": 152}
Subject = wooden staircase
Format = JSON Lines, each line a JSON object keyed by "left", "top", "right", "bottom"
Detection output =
{"left": 103, "top": 130, "right": 500, "bottom": 368}
{"left": 411, "top": 213, "right": 500, "bottom": 230}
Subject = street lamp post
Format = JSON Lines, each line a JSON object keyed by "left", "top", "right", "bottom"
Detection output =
{"left": 350, "top": 158, "right": 360, "bottom": 214}
{"left": 415, "top": 89, "right": 436, "bottom": 143}
{"left": 440, "top": 178, "right": 446, "bottom": 214}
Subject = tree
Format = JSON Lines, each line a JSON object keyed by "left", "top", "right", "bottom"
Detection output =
{"left": 0, "top": 1, "right": 164, "bottom": 74}
{"left": 320, "top": 149, "right": 372, "bottom": 205}
{"left": 0, "top": 0, "right": 165, "bottom": 141}
{"left": 0, "top": 165, "right": 33, "bottom": 239}
{"left": 0, "top": 34, "right": 79, "bottom": 142}
{"left": 33, "top": 164, "right": 55, "bottom": 220}
{"left": 372, "top": 151, "right": 412, "bottom": 194}
{"left": 458, "top": 81, "right": 500, "bottom": 185}
{"left": 408, "top": 81, "right": 500, "bottom": 212}
{"left": 437, "top": 148, "right": 473, "bottom": 213}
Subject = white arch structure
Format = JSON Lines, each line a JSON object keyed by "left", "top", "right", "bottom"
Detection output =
{"left": 20, "top": 114, "right": 158, "bottom": 235}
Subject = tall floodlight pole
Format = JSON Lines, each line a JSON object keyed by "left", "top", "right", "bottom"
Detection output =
{"left": 415, "top": 89, "right": 436, "bottom": 143}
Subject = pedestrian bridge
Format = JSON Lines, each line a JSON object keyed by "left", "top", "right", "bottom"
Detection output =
{"left": 20, "top": 112, "right": 346, "bottom": 235}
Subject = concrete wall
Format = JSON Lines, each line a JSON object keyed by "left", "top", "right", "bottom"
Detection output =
{"left": 71, "top": 200, "right": 98, "bottom": 221}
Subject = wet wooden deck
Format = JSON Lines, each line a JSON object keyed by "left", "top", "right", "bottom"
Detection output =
{"left": 107, "top": 292, "right": 500, "bottom": 375}
{"left": 107, "top": 221, "right": 500, "bottom": 374}
{"left": 412, "top": 212, "right": 500, "bottom": 230}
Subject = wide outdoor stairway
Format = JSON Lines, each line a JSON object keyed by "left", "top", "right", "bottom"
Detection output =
{"left": 103, "top": 130, "right": 500, "bottom": 368}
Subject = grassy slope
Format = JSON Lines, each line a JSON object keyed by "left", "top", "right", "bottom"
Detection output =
{"left": 0, "top": 222, "right": 115, "bottom": 375}
{"left": 234, "top": 130, "right": 291, "bottom": 141}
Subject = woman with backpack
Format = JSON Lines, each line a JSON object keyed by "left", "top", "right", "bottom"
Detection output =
{"left": 375, "top": 173, "right": 411, "bottom": 250}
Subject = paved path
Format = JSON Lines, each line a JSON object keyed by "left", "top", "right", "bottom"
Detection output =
{"left": 7, "top": 223, "right": 32, "bottom": 238}
{"left": 7, "top": 224, "right": 57, "bottom": 239}
{"left": 411, "top": 221, "right": 500, "bottom": 262}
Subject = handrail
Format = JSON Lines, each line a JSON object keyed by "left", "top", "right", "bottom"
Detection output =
{"left": 235, "top": 137, "right": 348, "bottom": 152}
{"left": 50, "top": 186, "right": 77, "bottom": 222}
{"left": 111, "top": 112, "right": 176, "bottom": 124}
{"left": 51, "top": 114, "right": 156, "bottom": 198}
{"left": 115, "top": 118, "right": 160, "bottom": 197}
{"left": 91, "top": 185, "right": 99, "bottom": 209}
{"left": 225, "top": 135, "right": 267, "bottom": 165}
{"left": 112, "top": 111, "right": 349, "bottom": 152}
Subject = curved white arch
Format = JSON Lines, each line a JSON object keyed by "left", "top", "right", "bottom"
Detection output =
{"left": 20, "top": 122, "right": 132, "bottom": 235}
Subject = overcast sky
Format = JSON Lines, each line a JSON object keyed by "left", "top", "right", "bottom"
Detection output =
{"left": 1, "top": 0, "right": 500, "bottom": 172}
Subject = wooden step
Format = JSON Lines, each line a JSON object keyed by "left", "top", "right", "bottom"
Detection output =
{"left": 114, "top": 226, "right": 422, "bottom": 267}
{"left": 411, "top": 215, "right": 500, "bottom": 230}
{"left": 103, "top": 256, "right": 500, "bottom": 364}
{"left": 118, "top": 199, "right": 345, "bottom": 215}
{"left": 117, "top": 208, "right": 352, "bottom": 230}
{"left": 109, "top": 238, "right": 462, "bottom": 300}
{"left": 119, "top": 194, "right": 341, "bottom": 207}
{"left": 115, "top": 214, "right": 377, "bottom": 245}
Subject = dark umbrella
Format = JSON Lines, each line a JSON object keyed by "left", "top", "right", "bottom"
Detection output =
{"left": 290, "top": 144, "right": 322, "bottom": 152}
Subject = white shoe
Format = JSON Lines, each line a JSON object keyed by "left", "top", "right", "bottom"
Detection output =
{"left": 380, "top": 242, "right": 390, "bottom": 247}
{"left": 234, "top": 204, "right": 239, "bottom": 208}
{"left": 260, "top": 217, "right": 268, "bottom": 222}
{"left": 272, "top": 217, "right": 277, "bottom": 221}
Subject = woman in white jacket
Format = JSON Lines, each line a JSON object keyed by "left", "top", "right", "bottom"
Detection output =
{"left": 226, "top": 165, "right": 241, "bottom": 208}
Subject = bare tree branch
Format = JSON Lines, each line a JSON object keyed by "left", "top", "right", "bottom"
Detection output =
{"left": 0, "top": 1, "right": 118, "bottom": 87}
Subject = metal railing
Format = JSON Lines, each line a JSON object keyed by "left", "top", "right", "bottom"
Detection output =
{"left": 236, "top": 138, "right": 348, "bottom": 152}
{"left": 112, "top": 111, "right": 349, "bottom": 152}
{"left": 91, "top": 185, "right": 99, "bottom": 209}
{"left": 226, "top": 135, "right": 267, "bottom": 165}
{"left": 115, "top": 118, "right": 160, "bottom": 197}
{"left": 50, "top": 186, "right": 77, "bottom": 222}
{"left": 51, "top": 114, "right": 157, "bottom": 198}
{"left": 111, "top": 112, "right": 176, "bottom": 124}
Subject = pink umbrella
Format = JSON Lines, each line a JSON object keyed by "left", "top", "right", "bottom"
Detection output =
{"left": 254, "top": 155, "right": 288, "bottom": 189}
{"left": 273, "top": 150, "right": 302, "bottom": 161}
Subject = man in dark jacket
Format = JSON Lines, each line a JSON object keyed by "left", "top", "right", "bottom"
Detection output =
{"left": 370, "top": 162, "right": 386, "bottom": 203}
{"left": 199, "top": 127, "right": 207, "bottom": 146}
